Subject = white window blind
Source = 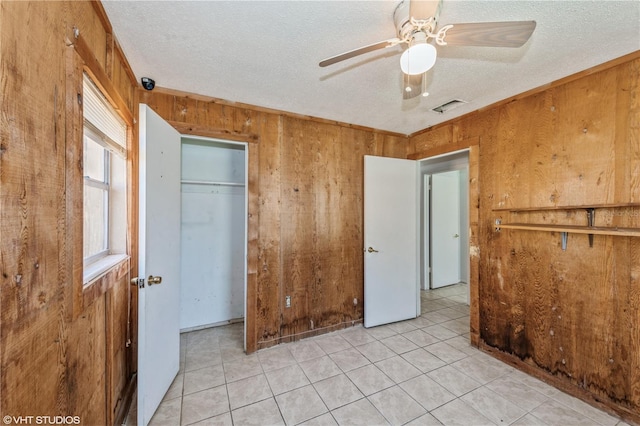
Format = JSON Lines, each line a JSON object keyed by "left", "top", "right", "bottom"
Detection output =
{"left": 83, "top": 74, "right": 127, "bottom": 156}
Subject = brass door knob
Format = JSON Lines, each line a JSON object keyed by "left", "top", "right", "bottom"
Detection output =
{"left": 367, "top": 247, "right": 379, "bottom": 253}
{"left": 148, "top": 275, "right": 162, "bottom": 285}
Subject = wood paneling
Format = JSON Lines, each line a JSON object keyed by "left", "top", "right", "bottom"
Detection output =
{"left": 408, "top": 54, "right": 640, "bottom": 423}
{"left": 9, "top": 1, "right": 636, "bottom": 423}
{"left": 138, "top": 90, "right": 407, "bottom": 352}
{"left": 1, "top": 1, "right": 137, "bottom": 424}
{"left": 1, "top": 1, "right": 70, "bottom": 419}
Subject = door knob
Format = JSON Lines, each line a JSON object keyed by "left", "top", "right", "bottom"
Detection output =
{"left": 148, "top": 275, "right": 163, "bottom": 285}
{"left": 367, "top": 247, "right": 379, "bottom": 253}
{"left": 453, "top": 234, "right": 459, "bottom": 238}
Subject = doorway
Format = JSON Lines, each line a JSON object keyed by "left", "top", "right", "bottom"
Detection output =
{"left": 420, "top": 150, "right": 470, "bottom": 303}
{"left": 179, "top": 136, "right": 248, "bottom": 346}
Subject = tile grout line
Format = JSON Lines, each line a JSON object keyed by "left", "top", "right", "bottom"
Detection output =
{"left": 145, "top": 284, "right": 626, "bottom": 426}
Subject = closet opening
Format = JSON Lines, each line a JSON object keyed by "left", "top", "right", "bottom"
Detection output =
{"left": 179, "top": 136, "right": 248, "bottom": 349}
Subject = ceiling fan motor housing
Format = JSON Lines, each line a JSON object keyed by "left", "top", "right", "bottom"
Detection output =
{"left": 394, "top": 0, "right": 442, "bottom": 40}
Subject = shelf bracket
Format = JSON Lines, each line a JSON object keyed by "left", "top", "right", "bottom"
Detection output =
{"left": 561, "top": 232, "right": 568, "bottom": 251}
{"left": 586, "top": 208, "right": 595, "bottom": 247}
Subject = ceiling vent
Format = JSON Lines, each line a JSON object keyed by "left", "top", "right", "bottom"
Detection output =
{"left": 431, "top": 99, "right": 467, "bottom": 114}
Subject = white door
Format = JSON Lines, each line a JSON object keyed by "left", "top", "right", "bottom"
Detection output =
{"left": 364, "top": 155, "right": 419, "bottom": 328}
{"left": 137, "top": 104, "right": 182, "bottom": 426}
{"left": 422, "top": 174, "right": 431, "bottom": 290}
{"left": 431, "top": 170, "right": 461, "bottom": 288}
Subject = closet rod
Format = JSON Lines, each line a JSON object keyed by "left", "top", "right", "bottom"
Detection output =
{"left": 181, "top": 180, "right": 245, "bottom": 187}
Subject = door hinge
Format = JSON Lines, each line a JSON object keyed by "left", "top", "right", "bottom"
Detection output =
{"left": 130, "top": 277, "right": 145, "bottom": 288}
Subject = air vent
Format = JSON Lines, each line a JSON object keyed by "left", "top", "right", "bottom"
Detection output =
{"left": 431, "top": 99, "right": 467, "bottom": 114}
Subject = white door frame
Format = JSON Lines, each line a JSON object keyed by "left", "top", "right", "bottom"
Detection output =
{"left": 422, "top": 174, "right": 430, "bottom": 290}
{"left": 418, "top": 149, "right": 470, "bottom": 295}
{"left": 178, "top": 135, "right": 249, "bottom": 351}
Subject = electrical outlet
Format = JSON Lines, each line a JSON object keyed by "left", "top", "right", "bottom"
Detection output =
{"left": 285, "top": 295, "right": 291, "bottom": 308}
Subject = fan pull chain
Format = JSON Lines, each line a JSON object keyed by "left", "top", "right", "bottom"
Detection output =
{"left": 422, "top": 71, "right": 429, "bottom": 97}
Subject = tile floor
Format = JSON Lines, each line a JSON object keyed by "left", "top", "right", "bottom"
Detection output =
{"left": 128, "top": 284, "right": 629, "bottom": 426}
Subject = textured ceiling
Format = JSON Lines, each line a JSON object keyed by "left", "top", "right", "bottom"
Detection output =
{"left": 101, "top": 0, "right": 640, "bottom": 135}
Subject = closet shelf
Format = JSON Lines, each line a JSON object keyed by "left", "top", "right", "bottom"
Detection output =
{"left": 181, "top": 179, "right": 245, "bottom": 187}
{"left": 496, "top": 223, "right": 640, "bottom": 237}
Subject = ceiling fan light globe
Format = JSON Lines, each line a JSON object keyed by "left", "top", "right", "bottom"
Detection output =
{"left": 400, "top": 43, "right": 437, "bottom": 75}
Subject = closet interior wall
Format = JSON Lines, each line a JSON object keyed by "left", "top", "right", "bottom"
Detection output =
{"left": 180, "top": 138, "right": 246, "bottom": 331}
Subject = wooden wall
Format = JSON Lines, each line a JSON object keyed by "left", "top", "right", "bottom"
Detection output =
{"left": 138, "top": 89, "right": 407, "bottom": 352}
{"left": 4, "top": 0, "right": 637, "bottom": 423}
{"left": 1, "top": 2, "right": 137, "bottom": 424}
{"left": 408, "top": 52, "right": 640, "bottom": 422}
{"left": 1, "top": 0, "right": 406, "bottom": 419}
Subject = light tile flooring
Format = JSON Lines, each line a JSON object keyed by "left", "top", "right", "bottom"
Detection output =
{"left": 128, "top": 284, "right": 629, "bottom": 426}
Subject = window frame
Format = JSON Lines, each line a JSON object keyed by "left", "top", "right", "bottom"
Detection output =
{"left": 83, "top": 124, "right": 112, "bottom": 265}
{"left": 81, "top": 73, "right": 129, "bottom": 285}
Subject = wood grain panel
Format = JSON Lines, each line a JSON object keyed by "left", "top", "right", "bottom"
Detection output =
{"left": 2, "top": 2, "right": 136, "bottom": 424}
{"left": 138, "top": 90, "right": 175, "bottom": 123}
{"left": 624, "top": 57, "right": 640, "bottom": 411}
{"left": 67, "top": 1, "right": 108, "bottom": 71}
{"left": 375, "top": 132, "right": 409, "bottom": 159}
{"left": 65, "top": 45, "right": 85, "bottom": 321}
{"left": 252, "top": 115, "right": 282, "bottom": 347}
{"left": 4, "top": 1, "right": 638, "bottom": 423}
{"left": 1, "top": 2, "right": 68, "bottom": 418}
{"left": 106, "top": 276, "right": 131, "bottom": 425}
{"left": 337, "top": 127, "right": 375, "bottom": 323}
{"left": 409, "top": 123, "right": 454, "bottom": 153}
{"left": 279, "top": 117, "right": 317, "bottom": 339}
{"left": 66, "top": 298, "right": 107, "bottom": 425}
{"left": 112, "top": 46, "right": 136, "bottom": 113}
{"left": 550, "top": 72, "right": 618, "bottom": 207}
{"left": 409, "top": 54, "right": 640, "bottom": 422}
{"left": 1, "top": 313, "right": 66, "bottom": 417}
{"left": 313, "top": 125, "right": 361, "bottom": 329}
{"left": 468, "top": 144, "right": 480, "bottom": 345}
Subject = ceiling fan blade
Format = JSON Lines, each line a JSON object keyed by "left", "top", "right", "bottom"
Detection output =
{"left": 439, "top": 21, "right": 536, "bottom": 47}
{"left": 319, "top": 38, "right": 402, "bottom": 67}
{"left": 402, "top": 73, "right": 423, "bottom": 99}
{"left": 410, "top": 0, "right": 441, "bottom": 20}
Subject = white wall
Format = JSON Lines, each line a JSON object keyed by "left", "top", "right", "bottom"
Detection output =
{"left": 180, "top": 138, "right": 246, "bottom": 330}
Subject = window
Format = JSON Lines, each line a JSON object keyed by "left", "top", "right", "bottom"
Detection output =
{"left": 83, "top": 74, "right": 128, "bottom": 282}
{"left": 83, "top": 128, "right": 110, "bottom": 261}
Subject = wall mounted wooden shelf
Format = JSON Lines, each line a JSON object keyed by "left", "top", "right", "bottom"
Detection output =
{"left": 493, "top": 204, "right": 640, "bottom": 250}
{"left": 493, "top": 202, "right": 640, "bottom": 212}
{"left": 495, "top": 223, "right": 640, "bottom": 237}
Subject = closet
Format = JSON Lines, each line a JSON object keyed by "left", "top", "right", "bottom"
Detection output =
{"left": 179, "top": 137, "right": 247, "bottom": 331}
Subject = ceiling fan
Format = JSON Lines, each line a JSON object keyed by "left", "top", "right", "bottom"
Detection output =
{"left": 319, "top": 0, "right": 536, "bottom": 99}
